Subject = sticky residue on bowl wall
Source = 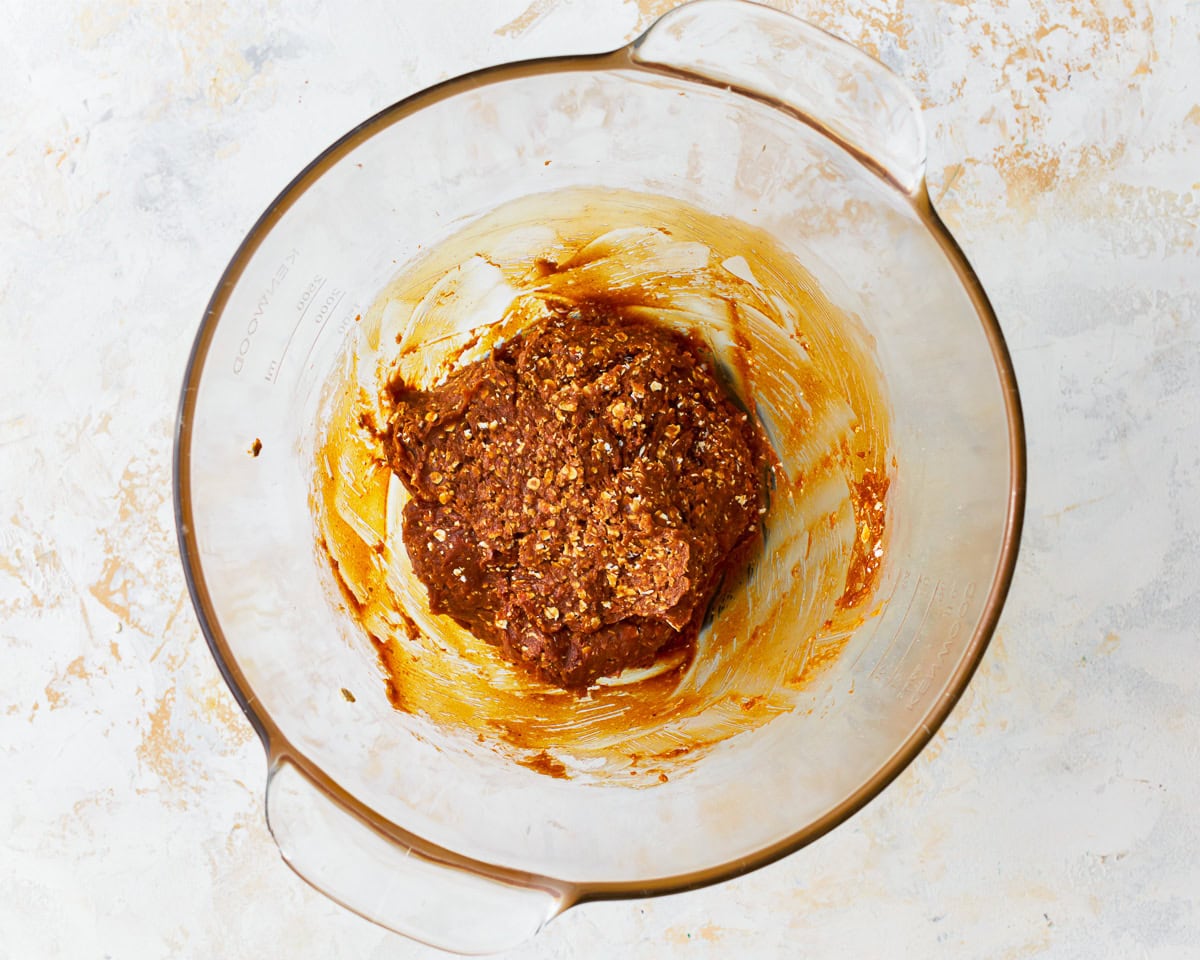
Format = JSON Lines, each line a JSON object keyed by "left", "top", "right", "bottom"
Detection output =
{"left": 313, "top": 188, "right": 891, "bottom": 785}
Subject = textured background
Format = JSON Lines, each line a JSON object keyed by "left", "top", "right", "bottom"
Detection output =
{"left": 2, "top": 0, "right": 1198, "bottom": 957}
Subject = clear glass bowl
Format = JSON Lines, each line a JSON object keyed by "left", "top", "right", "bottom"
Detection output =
{"left": 174, "top": 1, "right": 1025, "bottom": 953}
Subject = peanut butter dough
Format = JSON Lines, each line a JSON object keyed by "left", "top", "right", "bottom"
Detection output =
{"left": 384, "top": 303, "right": 770, "bottom": 688}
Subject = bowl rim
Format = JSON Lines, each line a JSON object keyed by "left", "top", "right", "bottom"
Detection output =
{"left": 173, "top": 45, "right": 1026, "bottom": 903}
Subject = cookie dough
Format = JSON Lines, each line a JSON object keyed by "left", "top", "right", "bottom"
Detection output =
{"left": 384, "top": 303, "right": 770, "bottom": 688}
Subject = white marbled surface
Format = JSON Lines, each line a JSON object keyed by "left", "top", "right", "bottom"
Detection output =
{"left": 2, "top": 0, "right": 1198, "bottom": 956}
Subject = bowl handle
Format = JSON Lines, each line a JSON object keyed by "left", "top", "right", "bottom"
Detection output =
{"left": 265, "top": 758, "right": 567, "bottom": 954}
{"left": 630, "top": 0, "right": 927, "bottom": 194}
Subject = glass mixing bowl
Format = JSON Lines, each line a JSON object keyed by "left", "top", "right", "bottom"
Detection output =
{"left": 174, "top": 1, "right": 1025, "bottom": 952}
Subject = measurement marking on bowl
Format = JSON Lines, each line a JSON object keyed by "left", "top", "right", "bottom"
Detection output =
{"left": 231, "top": 247, "right": 299, "bottom": 376}
{"left": 298, "top": 292, "right": 354, "bottom": 375}
{"left": 923, "top": 579, "right": 978, "bottom": 692}
{"left": 846, "top": 610, "right": 889, "bottom": 672}
{"left": 888, "top": 580, "right": 940, "bottom": 685}
{"left": 269, "top": 275, "right": 341, "bottom": 383}
{"left": 890, "top": 579, "right": 979, "bottom": 711}
{"left": 866, "top": 573, "right": 923, "bottom": 681}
